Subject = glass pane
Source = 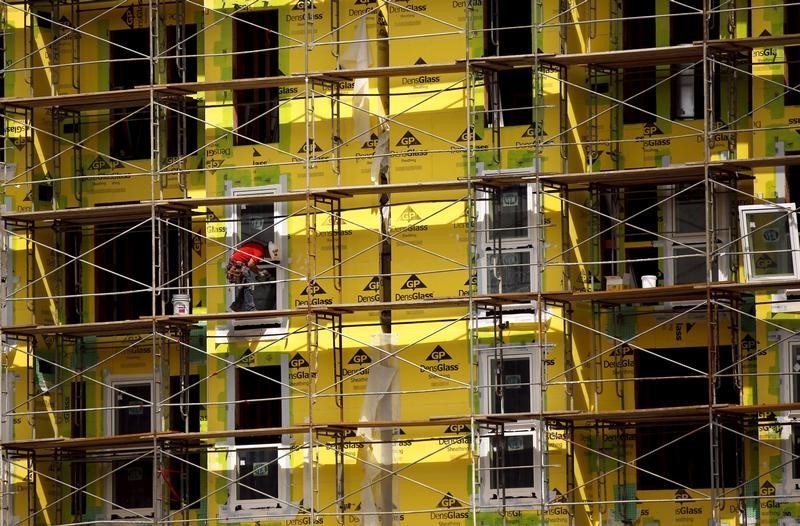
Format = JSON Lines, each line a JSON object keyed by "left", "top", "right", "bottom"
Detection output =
{"left": 673, "top": 245, "right": 706, "bottom": 284}
{"left": 490, "top": 434, "right": 534, "bottom": 490}
{"left": 239, "top": 202, "right": 275, "bottom": 246}
{"left": 794, "top": 424, "right": 800, "bottom": 480}
{"left": 115, "top": 383, "right": 151, "bottom": 435}
{"left": 491, "top": 186, "right": 528, "bottom": 240}
{"left": 675, "top": 187, "right": 705, "bottom": 233}
{"left": 488, "top": 251, "right": 531, "bottom": 294}
{"left": 792, "top": 345, "right": 800, "bottom": 403}
{"left": 238, "top": 448, "right": 279, "bottom": 500}
{"left": 744, "top": 210, "right": 795, "bottom": 278}
{"left": 490, "top": 357, "right": 531, "bottom": 414}
{"left": 112, "top": 459, "right": 153, "bottom": 510}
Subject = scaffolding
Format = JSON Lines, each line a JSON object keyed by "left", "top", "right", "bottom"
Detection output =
{"left": 1, "top": 1, "right": 800, "bottom": 525}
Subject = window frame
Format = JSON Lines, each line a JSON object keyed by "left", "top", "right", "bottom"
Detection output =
{"left": 224, "top": 356, "right": 290, "bottom": 517}
{"left": 483, "top": 0, "right": 533, "bottom": 128}
{"left": 739, "top": 203, "right": 800, "bottom": 282}
{"left": 476, "top": 176, "right": 542, "bottom": 308}
{"left": 778, "top": 338, "right": 800, "bottom": 493}
{"left": 661, "top": 184, "right": 730, "bottom": 287}
{"left": 477, "top": 345, "right": 544, "bottom": 508}
{"left": 232, "top": 9, "right": 280, "bottom": 146}
{"left": 104, "top": 376, "right": 155, "bottom": 519}
{"left": 227, "top": 180, "right": 288, "bottom": 334}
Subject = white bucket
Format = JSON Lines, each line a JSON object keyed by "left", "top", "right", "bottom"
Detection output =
{"left": 641, "top": 275, "right": 658, "bottom": 289}
{"left": 172, "top": 294, "right": 191, "bottom": 315}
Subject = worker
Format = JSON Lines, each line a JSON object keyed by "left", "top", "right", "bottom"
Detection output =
{"left": 227, "top": 240, "right": 278, "bottom": 312}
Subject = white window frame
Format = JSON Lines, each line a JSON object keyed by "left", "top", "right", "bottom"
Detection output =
{"left": 226, "top": 179, "right": 289, "bottom": 335}
{"left": 476, "top": 171, "right": 542, "bottom": 316}
{"left": 777, "top": 337, "right": 800, "bottom": 495}
{"left": 661, "top": 184, "right": 730, "bottom": 287}
{"left": 224, "top": 355, "right": 291, "bottom": 517}
{"left": 477, "top": 345, "right": 544, "bottom": 508}
{"left": 739, "top": 203, "right": 800, "bottom": 283}
{"left": 104, "top": 376, "right": 155, "bottom": 520}
{"left": 226, "top": 443, "right": 291, "bottom": 516}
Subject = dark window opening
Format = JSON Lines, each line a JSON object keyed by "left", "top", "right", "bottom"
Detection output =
{"left": 109, "top": 28, "right": 150, "bottom": 160}
{"left": 235, "top": 364, "right": 281, "bottom": 445}
{"left": 785, "top": 1, "right": 800, "bottom": 105}
{"left": 671, "top": 63, "right": 704, "bottom": 120}
{"left": 64, "top": 229, "right": 81, "bottom": 324}
{"left": 622, "top": 2, "right": 655, "bottom": 50}
{"left": 112, "top": 458, "right": 153, "bottom": 512}
{"left": 235, "top": 201, "right": 278, "bottom": 311}
{"left": 635, "top": 346, "right": 740, "bottom": 489}
{"left": 792, "top": 424, "right": 800, "bottom": 481}
{"left": 70, "top": 380, "right": 86, "bottom": 438}
{"left": 111, "top": 381, "right": 153, "bottom": 513}
{"left": 110, "top": 26, "right": 198, "bottom": 159}
{"left": 168, "top": 375, "right": 200, "bottom": 433}
{"left": 669, "top": 0, "right": 718, "bottom": 120}
{"left": 114, "top": 381, "right": 151, "bottom": 435}
{"left": 487, "top": 251, "right": 532, "bottom": 294}
{"left": 490, "top": 185, "right": 529, "bottom": 241}
{"left": 488, "top": 434, "right": 534, "bottom": 492}
{"left": 624, "top": 187, "right": 659, "bottom": 242}
{"left": 621, "top": 3, "right": 657, "bottom": 123}
{"left": 167, "top": 375, "right": 201, "bottom": 509}
{"left": 670, "top": 0, "right": 716, "bottom": 45}
{"left": 168, "top": 453, "right": 201, "bottom": 510}
{"left": 166, "top": 25, "right": 199, "bottom": 158}
{"left": 166, "top": 99, "right": 199, "bottom": 159}
{"left": 489, "top": 356, "right": 531, "bottom": 414}
{"left": 788, "top": 150, "right": 800, "bottom": 206}
{"left": 94, "top": 221, "right": 180, "bottom": 322}
{"left": 233, "top": 10, "right": 280, "bottom": 145}
{"left": 70, "top": 461, "right": 86, "bottom": 516}
{"left": 622, "top": 67, "right": 657, "bottom": 124}
{"left": 166, "top": 25, "right": 198, "bottom": 84}
{"left": 483, "top": 0, "right": 533, "bottom": 127}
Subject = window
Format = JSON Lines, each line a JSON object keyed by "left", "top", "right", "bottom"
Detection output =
{"left": 109, "top": 26, "right": 198, "bottom": 160}
{"left": 229, "top": 184, "right": 287, "bottom": 330}
{"left": 477, "top": 182, "right": 541, "bottom": 301}
{"left": 785, "top": 1, "right": 800, "bottom": 106}
{"left": 785, "top": 424, "right": 800, "bottom": 491}
{"left": 635, "top": 346, "right": 739, "bottom": 490}
{"left": 621, "top": 3, "right": 657, "bottom": 124}
{"left": 229, "top": 363, "right": 288, "bottom": 514}
{"left": 662, "top": 184, "right": 729, "bottom": 286}
{"left": 478, "top": 345, "right": 542, "bottom": 507}
{"left": 739, "top": 204, "right": 800, "bottom": 282}
{"left": 777, "top": 340, "right": 800, "bottom": 492}
{"left": 165, "top": 25, "right": 199, "bottom": 159}
{"left": 64, "top": 228, "right": 82, "bottom": 324}
{"left": 109, "top": 28, "right": 150, "bottom": 160}
{"left": 665, "top": 184, "right": 707, "bottom": 285}
{"left": 109, "top": 379, "right": 153, "bottom": 517}
{"left": 668, "top": 0, "right": 719, "bottom": 120}
{"left": 94, "top": 220, "right": 181, "bottom": 321}
{"left": 619, "top": 183, "right": 725, "bottom": 288}
{"left": 167, "top": 375, "right": 201, "bottom": 510}
{"left": 233, "top": 10, "right": 280, "bottom": 145}
{"left": 483, "top": 0, "right": 532, "bottom": 127}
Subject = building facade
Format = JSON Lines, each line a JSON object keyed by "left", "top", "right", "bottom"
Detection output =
{"left": 0, "top": 0, "right": 799, "bottom": 525}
